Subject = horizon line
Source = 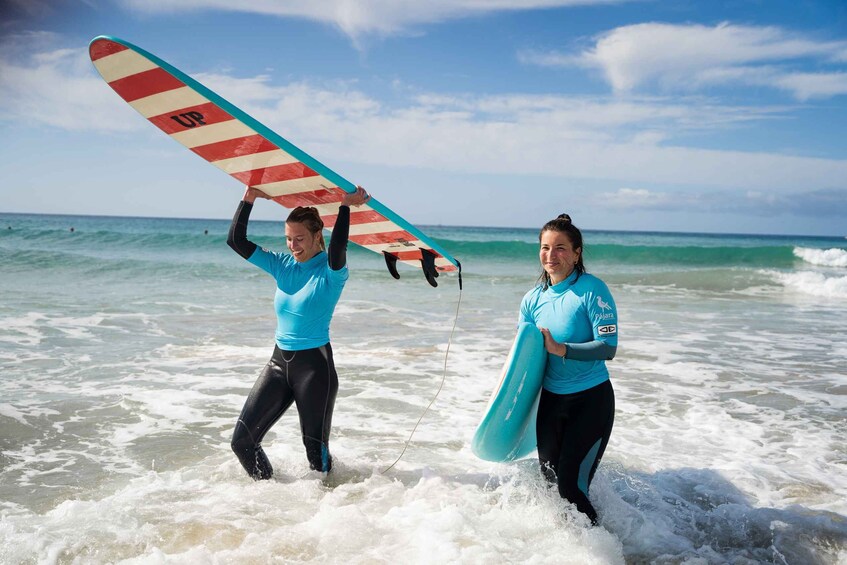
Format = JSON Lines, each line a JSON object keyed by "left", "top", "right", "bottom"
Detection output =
{"left": 1, "top": 210, "right": 844, "bottom": 240}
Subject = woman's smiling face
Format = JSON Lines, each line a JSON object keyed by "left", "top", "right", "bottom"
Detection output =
{"left": 539, "top": 229, "right": 581, "bottom": 285}
{"left": 285, "top": 221, "right": 322, "bottom": 262}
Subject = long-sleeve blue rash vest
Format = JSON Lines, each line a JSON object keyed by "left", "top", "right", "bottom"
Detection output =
{"left": 247, "top": 247, "right": 348, "bottom": 351}
{"left": 520, "top": 270, "right": 618, "bottom": 394}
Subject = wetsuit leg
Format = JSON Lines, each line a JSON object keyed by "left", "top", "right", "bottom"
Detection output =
{"left": 536, "top": 380, "right": 615, "bottom": 524}
{"left": 287, "top": 344, "right": 339, "bottom": 472}
{"left": 231, "top": 347, "right": 295, "bottom": 480}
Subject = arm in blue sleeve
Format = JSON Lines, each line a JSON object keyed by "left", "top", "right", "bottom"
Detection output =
{"left": 328, "top": 205, "right": 350, "bottom": 271}
{"left": 227, "top": 200, "right": 258, "bottom": 260}
{"left": 565, "top": 340, "right": 617, "bottom": 361}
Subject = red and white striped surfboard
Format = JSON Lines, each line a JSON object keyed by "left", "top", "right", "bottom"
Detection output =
{"left": 89, "top": 36, "right": 459, "bottom": 286}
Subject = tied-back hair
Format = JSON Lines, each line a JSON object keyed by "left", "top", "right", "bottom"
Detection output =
{"left": 286, "top": 206, "right": 326, "bottom": 250}
{"left": 538, "top": 213, "right": 585, "bottom": 289}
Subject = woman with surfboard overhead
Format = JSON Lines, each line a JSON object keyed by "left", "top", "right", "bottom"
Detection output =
{"left": 519, "top": 214, "right": 618, "bottom": 525}
{"left": 227, "top": 185, "right": 370, "bottom": 479}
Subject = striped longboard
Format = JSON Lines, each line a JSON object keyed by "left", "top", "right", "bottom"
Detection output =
{"left": 89, "top": 35, "right": 459, "bottom": 285}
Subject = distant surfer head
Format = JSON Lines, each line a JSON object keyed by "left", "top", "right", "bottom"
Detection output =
{"left": 538, "top": 214, "right": 584, "bottom": 287}
{"left": 286, "top": 206, "right": 325, "bottom": 262}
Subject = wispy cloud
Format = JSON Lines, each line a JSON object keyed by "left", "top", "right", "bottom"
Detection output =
{"left": 115, "top": 0, "right": 625, "bottom": 42}
{"left": 521, "top": 22, "right": 847, "bottom": 100}
{"left": 2, "top": 33, "right": 845, "bottom": 194}
{"left": 209, "top": 80, "right": 846, "bottom": 193}
{"left": 773, "top": 71, "right": 847, "bottom": 101}
{"left": 597, "top": 187, "right": 847, "bottom": 217}
{"left": 0, "top": 33, "right": 139, "bottom": 131}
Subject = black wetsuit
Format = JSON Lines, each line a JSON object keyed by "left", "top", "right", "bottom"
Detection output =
{"left": 536, "top": 380, "right": 615, "bottom": 525}
{"left": 231, "top": 344, "right": 339, "bottom": 477}
{"left": 227, "top": 201, "right": 350, "bottom": 478}
{"left": 520, "top": 271, "right": 619, "bottom": 524}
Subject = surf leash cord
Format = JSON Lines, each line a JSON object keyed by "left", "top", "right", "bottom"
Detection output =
{"left": 381, "top": 262, "right": 463, "bottom": 474}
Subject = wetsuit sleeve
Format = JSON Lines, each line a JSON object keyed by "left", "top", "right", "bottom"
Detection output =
{"left": 565, "top": 278, "right": 618, "bottom": 361}
{"left": 565, "top": 340, "right": 617, "bottom": 361}
{"left": 227, "top": 200, "right": 258, "bottom": 260}
{"left": 327, "top": 205, "right": 350, "bottom": 271}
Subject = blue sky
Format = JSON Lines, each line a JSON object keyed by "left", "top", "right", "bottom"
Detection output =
{"left": 1, "top": 0, "right": 845, "bottom": 236}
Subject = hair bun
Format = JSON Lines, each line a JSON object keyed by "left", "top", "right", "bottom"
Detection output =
{"left": 557, "top": 213, "right": 572, "bottom": 223}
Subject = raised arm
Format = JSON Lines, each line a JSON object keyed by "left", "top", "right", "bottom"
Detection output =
{"left": 227, "top": 187, "right": 270, "bottom": 260}
{"left": 327, "top": 186, "right": 370, "bottom": 271}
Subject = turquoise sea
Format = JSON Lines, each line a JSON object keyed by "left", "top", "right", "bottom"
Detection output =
{"left": 1, "top": 212, "right": 846, "bottom": 564}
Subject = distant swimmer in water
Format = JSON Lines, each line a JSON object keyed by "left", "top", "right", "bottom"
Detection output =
{"left": 519, "top": 213, "right": 618, "bottom": 525}
{"left": 227, "top": 184, "right": 370, "bottom": 478}
{"left": 70, "top": 227, "right": 75, "bottom": 232}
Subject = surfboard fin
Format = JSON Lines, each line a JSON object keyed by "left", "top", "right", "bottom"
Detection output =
{"left": 420, "top": 248, "right": 439, "bottom": 287}
{"left": 384, "top": 249, "right": 449, "bottom": 288}
{"left": 383, "top": 252, "right": 401, "bottom": 280}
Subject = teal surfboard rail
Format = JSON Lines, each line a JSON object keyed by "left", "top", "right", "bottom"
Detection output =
{"left": 90, "top": 35, "right": 459, "bottom": 273}
{"left": 472, "top": 322, "right": 546, "bottom": 462}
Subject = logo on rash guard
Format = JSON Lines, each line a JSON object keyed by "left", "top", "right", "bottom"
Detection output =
{"left": 598, "top": 324, "right": 617, "bottom": 335}
{"left": 596, "top": 296, "right": 615, "bottom": 320}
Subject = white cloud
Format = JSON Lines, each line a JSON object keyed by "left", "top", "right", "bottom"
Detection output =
{"left": 224, "top": 82, "right": 846, "bottom": 193}
{"left": 597, "top": 187, "right": 847, "bottom": 217}
{"left": 523, "top": 22, "right": 847, "bottom": 100}
{"left": 115, "top": 0, "right": 623, "bottom": 41}
{"left": 773, "top": 71, "right": 847, "bottom": 101}
{"left": 599, "top": 187, "right": 679, "bottom": 208}
{"left": 2, "top": 34, "right": 846, "bottom": 195}
{"left": 0, "top": 39, "right": 140, "bottom": 132}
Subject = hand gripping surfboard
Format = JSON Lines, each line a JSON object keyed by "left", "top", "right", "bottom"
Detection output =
{"left": 89, "top": 35, "right": 460, "bottom": 287}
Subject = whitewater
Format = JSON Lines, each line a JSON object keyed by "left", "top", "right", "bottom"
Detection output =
{"left": 1, "top": 213, "right": 845, "bottom": 564}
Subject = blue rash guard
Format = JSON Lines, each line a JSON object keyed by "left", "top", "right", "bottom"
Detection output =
{"left": 227, "top": 201, "right": 351, "bottom": 476}
{"left": 247, "top": 247, "right": 348, "bottom": 351}
{"left": 520, "top": 270, "right": 618, "bottom": 395}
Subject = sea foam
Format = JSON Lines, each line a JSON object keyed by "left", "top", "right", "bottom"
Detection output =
{"left": 768, "top": 270, "right": 847, "bottom": 299}
{"left": 794, "top": 246, "right": 847, "bottom": 268}
{"left": 4, "top": 215, "right": 847, "bottom": 563}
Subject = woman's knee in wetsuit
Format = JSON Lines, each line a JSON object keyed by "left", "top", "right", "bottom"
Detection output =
{"left": 231, "top": 419, "right": 274, "bottom": 480}
{"left": 536, "top": 381, "right": 614, "bottom": 525}
{"left": 231, "top": 345, "right": 338, "bottom": 478}
{"left": 291, "top": 345, "right": 338, "bottom": 473}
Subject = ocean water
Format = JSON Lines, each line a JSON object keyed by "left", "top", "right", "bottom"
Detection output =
{"left": 1, "top": 212, "right": 845, "bottom": 565}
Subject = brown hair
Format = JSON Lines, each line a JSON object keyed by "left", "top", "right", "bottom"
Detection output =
{"left": 286, "top": 206, "right": 325, "bottom": 250}
{"left": 538, "top": 213, "right": 585, "bottom": 288}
